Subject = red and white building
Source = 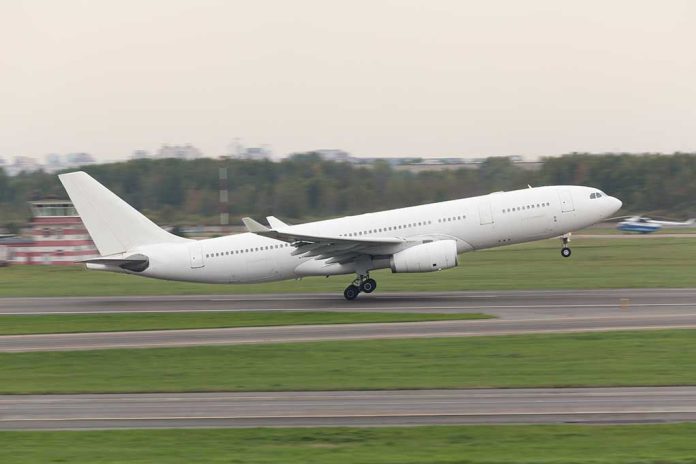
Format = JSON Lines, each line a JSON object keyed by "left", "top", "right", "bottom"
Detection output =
{"left": 0, "top": 200, "right": 99, "bottom": 265}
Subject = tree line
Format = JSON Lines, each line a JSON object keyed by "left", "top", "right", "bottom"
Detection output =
{"left": 1, "top": 153, "right": 695, "bottom": 229}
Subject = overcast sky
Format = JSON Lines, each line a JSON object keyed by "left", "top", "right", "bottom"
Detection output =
{"left": 2, "top": 0, "right": 695, "bottom": 160}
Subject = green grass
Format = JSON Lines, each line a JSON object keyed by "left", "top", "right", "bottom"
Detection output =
{"left": 1, "top": 237, "right": 695, "bottom": 297}
{"left": 2, "top": 425, "right": 696, "bottom": 463}
{"left": 0, "top": 311, "right": 492, "bottom": 335}
{"left": 2, "top": 330, "right": 696, "bottom": 394}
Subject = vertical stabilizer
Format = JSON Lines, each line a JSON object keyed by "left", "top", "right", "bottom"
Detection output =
{"left": 59, "top": 171, "right": 189, "bottom": 256}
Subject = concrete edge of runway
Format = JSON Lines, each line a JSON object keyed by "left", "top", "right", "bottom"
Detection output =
{"left": 6, "top": 414, "right": 696, "bottom": 430}
{"left": 4, "top": 387, "right": 696, "bottom": 430}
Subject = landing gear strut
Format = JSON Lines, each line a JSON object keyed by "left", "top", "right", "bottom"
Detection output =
{"left": 343, "top": 273, "right": 377, "bottom": 300}
{"left": 560, "top": 234, "right": 572, "bottom": 258}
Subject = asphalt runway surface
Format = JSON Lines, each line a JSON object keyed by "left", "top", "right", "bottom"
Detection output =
{"left": 1, "top": 289, "right": 696, "bottom": 352}
{"left": 3, "top": 387, "right": 696, "bottom": 429}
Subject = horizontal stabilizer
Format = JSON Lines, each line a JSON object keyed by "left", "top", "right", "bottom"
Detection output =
{"left": 81, "top": 253, "right": 149, "bottom": 272}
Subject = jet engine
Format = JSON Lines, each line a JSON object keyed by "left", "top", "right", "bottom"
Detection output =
{"left": 390, "top": 240, "right": 458, "bottom": 273}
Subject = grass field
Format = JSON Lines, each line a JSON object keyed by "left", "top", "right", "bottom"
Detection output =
{"left": 2, "top": 424, "right": 696, "bottom": 463}
{"left": 2, "top": 329, "right": 695, "bottom": 394}
{"left": 1, "top": 237, "right": 695, "bottom": 297}
{"left": 0, "top": 311, "right": 491, "bottom": 335}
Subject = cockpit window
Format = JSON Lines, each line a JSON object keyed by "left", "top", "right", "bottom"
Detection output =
{"left": 590, "top": 192, "right": 603, "bottom": 199}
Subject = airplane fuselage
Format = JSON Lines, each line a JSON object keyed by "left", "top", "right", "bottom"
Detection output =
{"left": 90, "top": 185, "right": 621, "bottom": 284}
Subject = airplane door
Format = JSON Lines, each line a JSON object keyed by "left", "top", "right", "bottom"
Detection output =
{"left": 189, "top": 243, "right": 205, "bottom": 268}
{"left": 558, "top": 190, "right": 575, "bottom": 213}
{"left": 478, "top": 202, "right": 494, "bottom": 225}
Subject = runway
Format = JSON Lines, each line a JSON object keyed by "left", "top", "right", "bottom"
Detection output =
{"left": 3, "top": 292, "right": 696, "bottom": 432}
{"left": 2, "top": 289, "right": 696, "bottom": 352}
{"left": 3, "top": 288, "right": 696, "bottom": 315}
{"left": 3, "top": 387, "right": 696, "bottom": 429}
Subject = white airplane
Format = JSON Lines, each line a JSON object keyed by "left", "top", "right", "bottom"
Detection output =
{"left": 59, "top": 172, "right": 622, "bottom": 300}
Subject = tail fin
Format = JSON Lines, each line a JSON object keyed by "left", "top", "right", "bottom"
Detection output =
{"left": 59, "top": 171, "right": 188, "bottom": 256}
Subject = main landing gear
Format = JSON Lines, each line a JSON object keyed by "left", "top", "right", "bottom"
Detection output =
{"left": 343, "top": 273, "right": 377, "bottom": 300}
{"left": 560, "top": 234, "right": 572, "bottom": 258}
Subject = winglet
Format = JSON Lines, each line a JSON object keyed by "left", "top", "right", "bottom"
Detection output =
{"left": 242, "top": 217, "right": 271, "bottom": 233}
{"left": 266, "top": 216, "right": 289, "bottom": 229}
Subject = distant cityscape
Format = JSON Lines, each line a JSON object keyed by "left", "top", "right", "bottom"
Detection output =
{"left": 0, "top": 141, "right": 539, "bottom": 177}
{"left": 2, "top": 142, "right": 684, "bottom": 177}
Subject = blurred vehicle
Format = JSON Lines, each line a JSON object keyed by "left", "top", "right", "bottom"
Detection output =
{"left": 617, "top": 216, "right": 695, "bottom": 233}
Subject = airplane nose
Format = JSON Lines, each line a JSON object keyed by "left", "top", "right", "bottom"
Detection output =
{"left": 610, "top": 196, "right": 622, "bottom": 213}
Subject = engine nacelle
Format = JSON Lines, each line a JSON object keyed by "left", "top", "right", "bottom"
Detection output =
{"left": 390, "top": 240, "right": 458, "bottom": 273}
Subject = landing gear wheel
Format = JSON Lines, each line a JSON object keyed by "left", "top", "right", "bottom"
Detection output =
{"left": 360, "top": 278, "right": 377, "bottom": 294}
{"left": 561, "top": 247, "right": 572, "bottom": 258}
{"left": 344, "top": 285, "right": 360, "bottom": 301}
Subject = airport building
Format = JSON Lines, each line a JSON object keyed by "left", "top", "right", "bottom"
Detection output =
{"left": 0, "top": 199, "right": 98, "bottom": 265}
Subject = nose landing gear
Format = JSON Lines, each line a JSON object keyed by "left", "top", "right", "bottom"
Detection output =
{"left": 560, "top": 234, "right": 572, "bottom": 258}
{"left": 343, "top": 274, "right": 377, "bottom": 300}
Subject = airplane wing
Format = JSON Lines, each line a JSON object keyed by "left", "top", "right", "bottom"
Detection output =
{"left": 242, "top": 217, "right": 407, "bottom": 264}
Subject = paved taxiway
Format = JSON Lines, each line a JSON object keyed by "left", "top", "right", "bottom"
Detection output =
{"left": 3, "top": 288, "right": 696, "bottom": 315}
{"left": 1, "top": 289, "right": 696, "bottom": 352}
{"left": 3, "top": 387, "right": 696, "bottom": 429}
